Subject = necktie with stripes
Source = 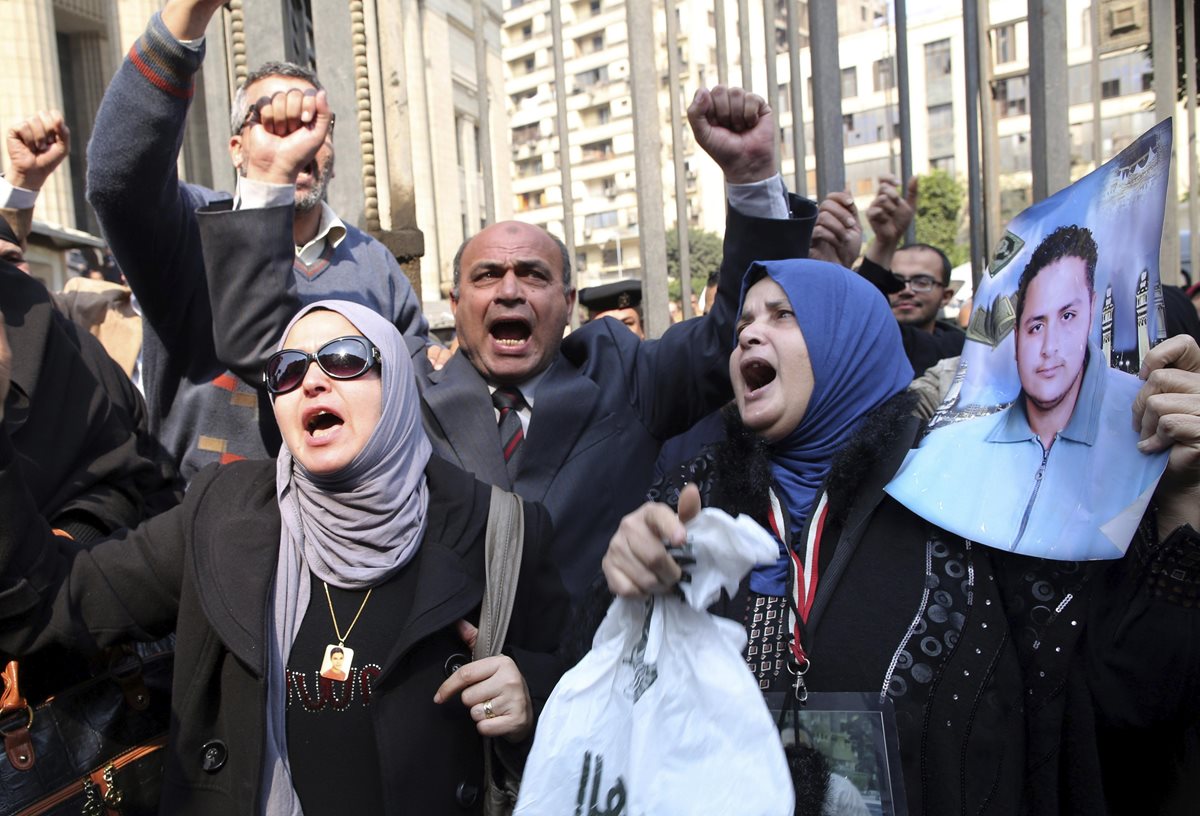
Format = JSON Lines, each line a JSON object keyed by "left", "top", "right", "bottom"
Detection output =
{"left": 492, "top": 387, "right": 525, "bottom": 463}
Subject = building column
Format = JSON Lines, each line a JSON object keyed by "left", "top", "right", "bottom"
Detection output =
{"left": 193, "top": 8, "right": 235, "bottom": 193}
{"left": 240, "top": 0, "right": 290, "bottom": 72}
{"left": 369, "top": 0, "right": 427, "bottom": 297}
{"left": 1027, "top": 0, "right": 1069, "bottom": 200}
{"left": 626, "top": 0, "right": 670, "bottom": 337}
{"left": 1151, "top": 0, "right": 1179, "bottom": 284}
{"left": 459, "top": 115, "right": 482, "bottom": 233}
{"left": 310, "top": 0, "right": 365, "bottom": 229}
{"left": 808, "top": 0, "right": 844, "bottom": 197}
{"left": 0, "top": 0, "right": 71, "bottom": 227}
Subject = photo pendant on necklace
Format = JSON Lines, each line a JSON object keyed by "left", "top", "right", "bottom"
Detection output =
{"left": 322, "top": 581, "right": 372, "bottom": 683}
{"left": 319, "top": 643, "right": 355, "bottom": 682}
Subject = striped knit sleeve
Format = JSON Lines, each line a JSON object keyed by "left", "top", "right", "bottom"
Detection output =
{"left": 126, "top": 12, "right": 206, "bottom": 101}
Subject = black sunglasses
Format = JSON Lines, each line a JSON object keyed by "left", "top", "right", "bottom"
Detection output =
{"left": 264, "top": 336, "right": 380, "bottom": 395}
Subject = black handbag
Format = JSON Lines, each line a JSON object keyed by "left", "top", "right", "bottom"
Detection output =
{"left": 0, "top": 643, "right": 173, "bottom": 816}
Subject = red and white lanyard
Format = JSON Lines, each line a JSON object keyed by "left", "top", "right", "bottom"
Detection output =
{"left": 767, "top": 488, "right": 829, "bottom": 670}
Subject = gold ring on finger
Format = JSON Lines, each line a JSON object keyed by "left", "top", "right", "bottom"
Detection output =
{"left": 483, "top": 699, "right": 496, "bottom": 719}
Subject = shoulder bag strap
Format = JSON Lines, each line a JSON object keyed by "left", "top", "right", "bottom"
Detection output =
{"left": 475, "top": 486, "right": 527, "bottom": 816}
{"left": 474, "top": 485, "right": 526, "bottom": 661}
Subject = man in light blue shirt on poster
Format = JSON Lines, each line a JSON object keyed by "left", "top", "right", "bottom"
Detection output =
{"left": 887, "top": 225, "right": 1168, "bottom": 560}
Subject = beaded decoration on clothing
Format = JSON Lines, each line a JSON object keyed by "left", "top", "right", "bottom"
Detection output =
{"left": 287, "top": 665, "right": 383, "bottom": 712}
{"left": 744, "top": 594, "right": 791, "bottom": 690}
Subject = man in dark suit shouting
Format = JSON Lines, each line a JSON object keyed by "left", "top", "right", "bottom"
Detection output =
{"left": 200, "top": 85, "right": 816, "bottom": 598}
{"left": 416, "top": 87, "right": 816, "bottom": 597}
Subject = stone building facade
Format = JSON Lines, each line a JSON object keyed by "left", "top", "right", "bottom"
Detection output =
{"left": 0, "top": 0, "right": 514, "bottom": 303}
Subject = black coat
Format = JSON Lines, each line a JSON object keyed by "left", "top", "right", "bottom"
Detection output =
{"left": 651, "top": 397, "right": 1200, "bottom": 815}
{"left": 0, "top": 442, "right": 567, "bottom": 815}
{"left": 1, "top": 261, "right": 180, "bottom": 540}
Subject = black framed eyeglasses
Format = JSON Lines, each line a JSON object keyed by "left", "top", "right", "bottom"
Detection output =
{"left": 263, "top": 336, "right": 380, "bottom": 395}
{"left": 892, "top": 274, "right": 944, "bottom": 294}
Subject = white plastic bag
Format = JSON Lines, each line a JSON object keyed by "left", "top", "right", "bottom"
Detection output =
{"left": 515, "top": 509, "right": 794, "bottom": 816}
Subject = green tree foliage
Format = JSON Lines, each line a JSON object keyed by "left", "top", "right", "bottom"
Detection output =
{"left": 914, "top": 169, "right": 970, "bottom": 268}
{"left": 666, "top": 227, "right": 724, "bottom": 300}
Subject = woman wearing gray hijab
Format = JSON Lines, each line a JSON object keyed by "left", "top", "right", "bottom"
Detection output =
{"left": 0, "top": 299, "right": 567, "bottom": 814}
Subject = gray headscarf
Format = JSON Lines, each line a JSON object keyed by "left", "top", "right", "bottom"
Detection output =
{"left": 261, "top": 300, "right": 432, "bottom": 815}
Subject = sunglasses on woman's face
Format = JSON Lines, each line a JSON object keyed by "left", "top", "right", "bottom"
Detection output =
{"left": 264, "top": 336, "right": 381, "bottom": 395}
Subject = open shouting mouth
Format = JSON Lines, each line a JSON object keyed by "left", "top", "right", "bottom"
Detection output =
{"left": 489, "top": 318, "right": 532, "bottom": 350}
{"left": 303, "top": 407, "right": 344, "bottom": 441}
{"left": 740, "top": 358, "right": 777, "bottom": 394}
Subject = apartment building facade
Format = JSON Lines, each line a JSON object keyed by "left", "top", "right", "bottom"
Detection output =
{"left": 502, "top": 0, "right": 1183, "bottom": 293}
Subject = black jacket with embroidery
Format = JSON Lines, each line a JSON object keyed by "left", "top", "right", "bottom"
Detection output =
{"left": 649, "top": 394, "right": 1200, "bottom": 816}
{"left": 0, "top": 447, "right": 566, "bottom": 815}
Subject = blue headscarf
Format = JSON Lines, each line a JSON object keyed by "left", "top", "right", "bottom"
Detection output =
{"left": 736, "top": 259, "right": 913, "bottom": 595}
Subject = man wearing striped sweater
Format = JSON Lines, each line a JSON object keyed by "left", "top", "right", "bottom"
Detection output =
{"left": 84, "top": 0, "right": 429, "bottom": 482}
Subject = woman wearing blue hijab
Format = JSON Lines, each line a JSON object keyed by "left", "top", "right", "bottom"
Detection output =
{"left": 607, "top": 256, "right": 913, "bottom": 615}
{"left": 604, "top": 255, "right": 1200, "bottom": 816}
{"left": 732, "top": 259, "right": 913, "bottom": 598}
{"left": 603, "top": 258, "right": 913, "bottom": 813}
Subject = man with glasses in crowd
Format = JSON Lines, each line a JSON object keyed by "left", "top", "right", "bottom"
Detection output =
{"left": 84, "top": 0, "right": 430, "bottom": 482}
{"left": 887, "top": 244, "right": 959, "bottom": 335}
{"left": 860, "top": 175, "right": 966, "bottom": 372}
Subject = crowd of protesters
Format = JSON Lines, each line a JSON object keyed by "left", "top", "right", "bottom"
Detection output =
{"left": 2, "top": 0, "right": 1200, "bottom": 813}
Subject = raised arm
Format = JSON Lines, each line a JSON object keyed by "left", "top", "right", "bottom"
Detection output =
{"left": 864, "top": 174, "right": 918, "bottom": 272}
{"left": 686, "top": 85, "right": 777, "bottom": 186}
{"left": 620, "top": 86, "right": 816, "bottom": 438}
{"left": 809, "top": 192, "right": 863, "bottom": 268}
{"left": 197, "top": 88, "right": 329, "bottom": 384}
{"left": 1, "top": 110, "right": 70, "bottom": 247}
{"left": 199, "top": 86, "right": 432, "bottom": 384}
{"left": 85, "top": 0, "right": 227, "bottom": 347}
{"left": 833, "top": 177, "right": 960, "bottom": 374}
{"left": 160, "top": 0, "right": 227, "bottom": 40}
{"left": 5, "top": 110, "right": 70, "bottom": 198}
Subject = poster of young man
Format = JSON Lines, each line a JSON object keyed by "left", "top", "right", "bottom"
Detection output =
{"left": 885, "top": 120, "right": 1173, "bottom": 560}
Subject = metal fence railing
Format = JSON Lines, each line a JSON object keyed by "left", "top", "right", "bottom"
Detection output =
{"left": 496, "top": 0, "right": 1194, "bottom": 331}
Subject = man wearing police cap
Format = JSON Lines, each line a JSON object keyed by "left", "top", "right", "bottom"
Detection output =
{"left": 579, "top": 279, "right": 645, "bottom": 339}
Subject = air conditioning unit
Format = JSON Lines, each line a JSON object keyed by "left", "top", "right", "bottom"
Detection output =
{"left": 604, "top": 188, "right": 617, "bottom": 198}
{"left": 583, "top": 227, "right": 592, "bottom": 239}
{"left": 1108, "top": 4, "right": 1138, "bottom": 34}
